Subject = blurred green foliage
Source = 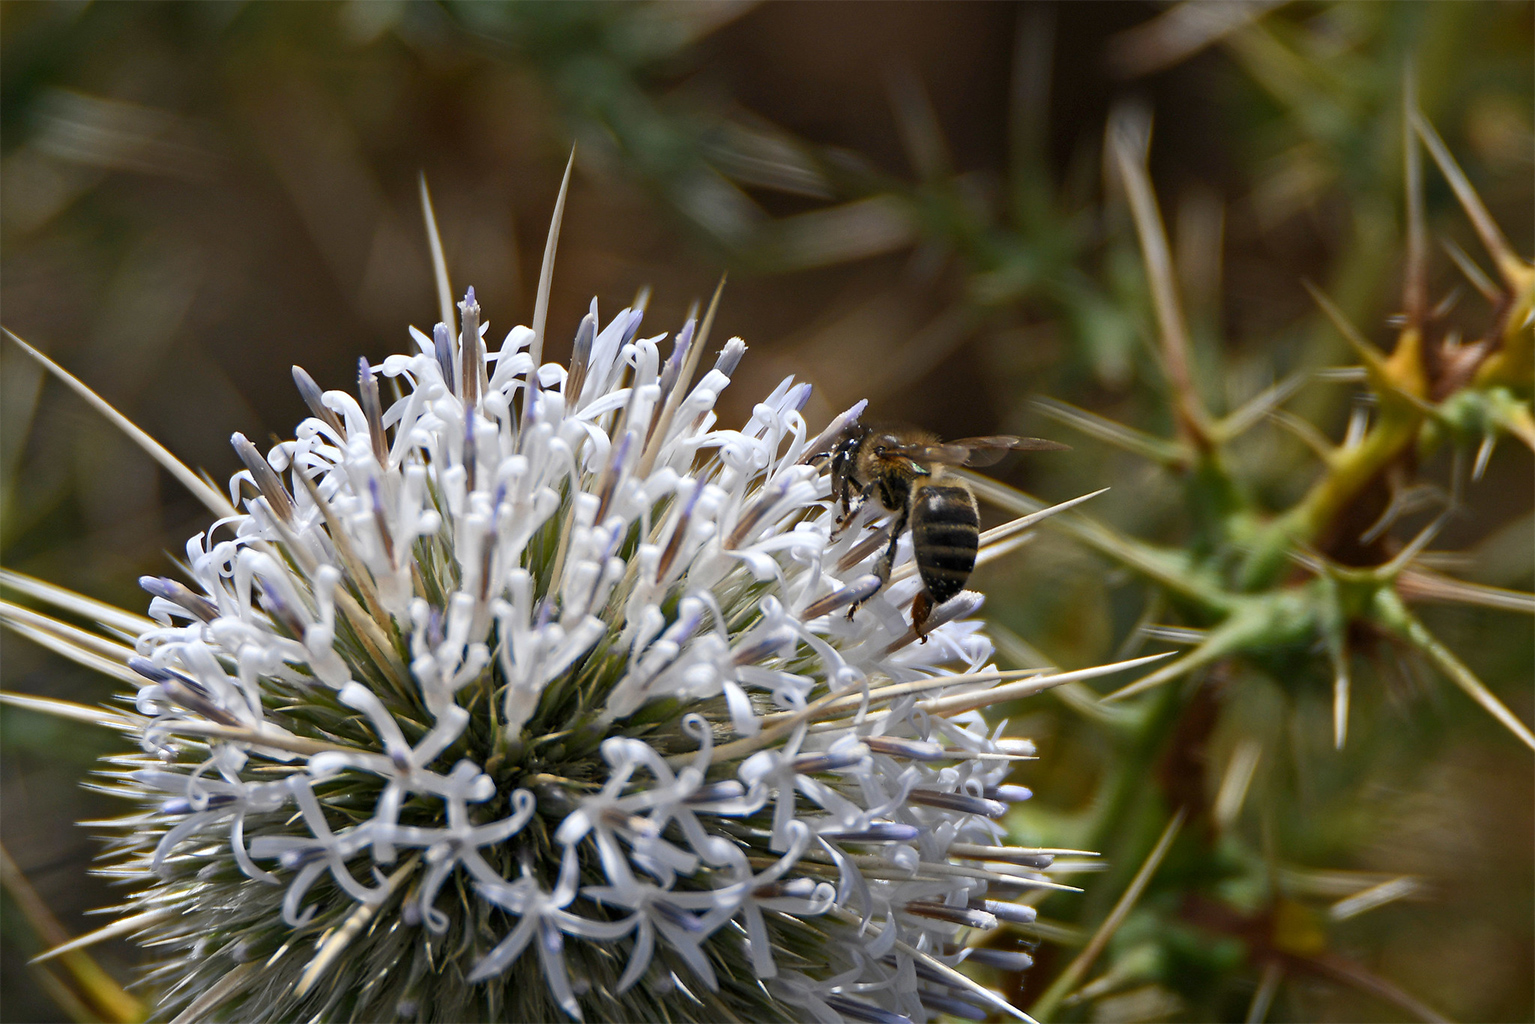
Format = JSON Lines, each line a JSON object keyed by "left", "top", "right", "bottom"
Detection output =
{"left": 2, "top": 2, "right": 1531, "bottom": 1022}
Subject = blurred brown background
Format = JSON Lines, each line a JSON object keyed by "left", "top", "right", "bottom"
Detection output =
{"left": 2, "top": 2, "right": 1531, "bottom": 1022}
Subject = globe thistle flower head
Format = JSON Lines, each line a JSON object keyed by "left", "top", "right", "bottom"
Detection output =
{"left": 72, "top": 189, "right": 1127, "bottom": 1024}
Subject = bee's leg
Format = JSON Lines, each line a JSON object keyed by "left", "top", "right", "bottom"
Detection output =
{"left": 832, "top": 494, "right": 862, "bottom": 536}
{"left": 847, "top": 505, "right": 906, "bottom": 620}
{"left": 910, "top": 591, "right": 935, "bottom": 642}
{"left": 829, "top": 444, "right": 853, "bottom": 523}
{"left": 833, "top": 481, "right": 878, "bottom": 537}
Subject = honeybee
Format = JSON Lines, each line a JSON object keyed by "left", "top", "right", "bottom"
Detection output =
{"left": 826, "top": 424, "right": 1067, "bottom": 639}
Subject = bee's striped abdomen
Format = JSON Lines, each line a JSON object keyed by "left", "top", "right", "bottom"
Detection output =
{"left": 910, "top": 484, "right": 979, "bottom": 605}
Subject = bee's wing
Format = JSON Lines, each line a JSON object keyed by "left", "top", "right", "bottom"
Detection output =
{"left": 907, "top": 435, "right": 1070, "bottom": 467}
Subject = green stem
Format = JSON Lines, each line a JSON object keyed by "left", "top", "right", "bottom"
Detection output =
{"left": 1241, "top": 404, "right": 1421, "bottom": 590}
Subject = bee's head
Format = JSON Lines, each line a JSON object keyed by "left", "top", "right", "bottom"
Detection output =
{"left": 862, "top": 432, "right": 930, "bottom": 477}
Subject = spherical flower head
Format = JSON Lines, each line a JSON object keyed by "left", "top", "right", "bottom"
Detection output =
{"left": 108, "top": 282, "right": 1053, "bottom": 1023}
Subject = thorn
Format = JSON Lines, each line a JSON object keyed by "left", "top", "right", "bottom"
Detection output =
{"left": 1395, "top": 567, "right": 1534, "bottom": 614}
{"left": 1430, "top": 286, "right": 1462, "bottom": 320}
{"left": 1304, "top": 282, "right": 1387, "bottom": 374}
{"left": 636, "top": 273, "right": 728, "bottom": 477}
{"left": 291, "top": 365, "right": 345, "bottom": 435}
{"left": 1213, "top": 738, "right": 1262, "bottom": 830}
{"left": 1029, "top": 809, "right": 1185, "bottom": 1021}
{"left": 1472, "top": 433, "right": 1495, "bottom": 480}
{"left": 1100, "top": 640, "right": 1221, "bottom": 703}
{"left": 1440, "top": 237, "right": 1500, "bottom": 303}
{"left": 295, "top": 858, "right": 418, "bottom": 998}
{"left": 1342, "top": 400, "right": 1371, "bottom": 449}
{"left": 2, "top": 328, "right": 236, "bottom": 519}
{"left": 1033, "top": 396, "right": 1187, "bottom": 464}
{"left": 1215, "top": 370, "right": 1308, "bottom": 441}
{"left": 1410, "top": 106, "right": 1523, "bottom": 287}
{"left": 885, "top": 65, "right": 952, "bottom": 182}
{"left": 1245, "top": 961, "right": 1284, "bottom": 1024}
{"left": 1331, "top": 651, "right": 1350, "bottom": 750}
{"left": 1402, "top": 64, "right": 1427, "bottom": 328}
{"left": 419, "top": 174, "right": 454, "bottom": 339}
{"left": 524, "top": 146, "right": 576, "bottom": 439}
{"left": 1111, "top": 114, "right": 1210, "bottom": 446}
{"left": 1382, "top": 593, "right": 1536, "bottom": 749}
{"left": 1268, "top": 409, "right": 1337, "bottom": 462}
{"left": 1374, "top": 508, "right": 1453, "bottom": 582}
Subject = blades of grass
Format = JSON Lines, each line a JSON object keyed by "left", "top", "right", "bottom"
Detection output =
{"left": 2, "top": 328, "right": 236, "bottom": 519}
{"left": 759, "top": 195, "right": 916, "bottom": 272}
{"left": 0, "top": 842, "right": 143, "bottom": 1024}
{"left": 1029, "top": 809, "right": 1185, "bottom": 1021}
{"left": 1007, "top": 2, "right": 1054, "bottom": 213}
{"left": 1105, "top": 0, "right": 1287, "bottom": 79}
